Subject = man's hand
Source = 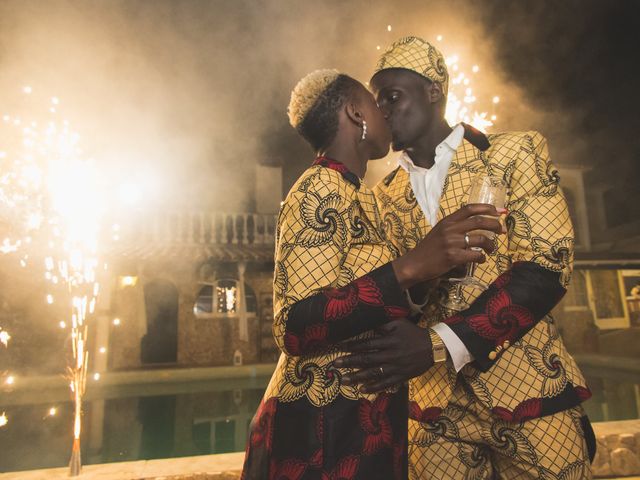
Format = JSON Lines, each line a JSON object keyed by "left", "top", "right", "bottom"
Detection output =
{"left": 334, "top": 319, "right": 434, "bottom": 393}
{"left": 392, "top": 203, "right": 505, "bottom": 289}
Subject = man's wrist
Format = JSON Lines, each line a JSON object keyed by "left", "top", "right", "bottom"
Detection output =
{"left": 392, "top": 255, "right": 418, "bottom": 289}
{"left": 428, "top": 328, "right": 448, "bottom": 363}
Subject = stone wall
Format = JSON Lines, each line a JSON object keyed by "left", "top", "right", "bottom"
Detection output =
{"left": 105, "top": 259, "right": 274, "bottom": 370}
{"left": 593, "top": 420, "right": 640, "bottom": 477}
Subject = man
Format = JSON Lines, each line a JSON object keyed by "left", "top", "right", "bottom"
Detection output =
{"left": 334, "top": 37, "right": 595, "bottom": 479}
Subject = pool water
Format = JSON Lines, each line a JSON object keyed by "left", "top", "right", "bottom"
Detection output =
{"left": 0, "top": 367, "right": 638, "bottom": 473}
{"left": 0, "top": 375, "right": 268, "bottom": 473}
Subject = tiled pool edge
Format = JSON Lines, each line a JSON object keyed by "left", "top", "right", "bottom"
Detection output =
{"left": 3, "top": 420, "right": 640, "bottom": 479}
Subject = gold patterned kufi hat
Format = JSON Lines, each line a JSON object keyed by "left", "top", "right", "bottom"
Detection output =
{"left": 373, "top": 36, "right": 449, "bottom": 96}
{"left": 288, "top": 69, "right": 340, "bottom": 129}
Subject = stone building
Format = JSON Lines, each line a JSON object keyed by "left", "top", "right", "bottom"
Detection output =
{"left": 91, "top": 163, "right": 284, "bottom": 374}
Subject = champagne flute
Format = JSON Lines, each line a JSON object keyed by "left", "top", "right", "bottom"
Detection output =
{"left": 443, "top": 175, "right": 507, "bottom": 311}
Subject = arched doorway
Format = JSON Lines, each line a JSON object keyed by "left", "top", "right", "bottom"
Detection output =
{"left": 141, "top": 280, "right": 178, "bottom": 365}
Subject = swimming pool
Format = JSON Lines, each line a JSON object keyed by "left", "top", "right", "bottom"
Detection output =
{"left": 0, "top": 359, "right": 638, "bottom": 473}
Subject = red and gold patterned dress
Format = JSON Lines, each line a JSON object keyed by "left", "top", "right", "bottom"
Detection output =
{"left": 241, "top": 157, "right": 411, "bottom": 480}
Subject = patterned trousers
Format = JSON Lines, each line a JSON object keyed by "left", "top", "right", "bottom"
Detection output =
{"left": 408, "top": 382, "right": 592, "bottom": 480}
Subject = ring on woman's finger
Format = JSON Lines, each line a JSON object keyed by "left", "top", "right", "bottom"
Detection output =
{"left": 464, "top": 233, "right": 470, "bottom": 249}
{"left": 378, "top": 366, "right": 384, "bottom": 376}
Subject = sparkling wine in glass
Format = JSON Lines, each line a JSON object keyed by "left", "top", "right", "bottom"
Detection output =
{"left": 443, "top": 175, "right": 507, "bottom": 312}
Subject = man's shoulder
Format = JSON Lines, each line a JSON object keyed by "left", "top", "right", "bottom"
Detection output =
{"left": 487, "top": 130, "right": 546, "bottom": 149}
{"left": 485, "top": 130, "right": 547, "bottom": 163}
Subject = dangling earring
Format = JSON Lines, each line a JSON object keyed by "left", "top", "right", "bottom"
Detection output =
{"left": 361, "top": 120, "right": 367, "bottom": 141}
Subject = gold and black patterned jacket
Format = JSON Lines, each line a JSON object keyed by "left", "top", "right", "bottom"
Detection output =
{"left": 243, "top": 158, "right": 410, "bottom": 479}
{"left": 373, "top": 125, "right": 591, "bottom": 423}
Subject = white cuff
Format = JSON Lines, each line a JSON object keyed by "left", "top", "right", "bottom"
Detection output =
{"left": 432, "top": 322, "right": 473, "bottom": 372}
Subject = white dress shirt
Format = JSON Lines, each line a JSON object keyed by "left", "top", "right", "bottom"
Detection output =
{"left": 397, "top": 123, "right": 473, "bottom": 372}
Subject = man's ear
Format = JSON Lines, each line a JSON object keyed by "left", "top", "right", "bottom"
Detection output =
{"left": 425, "top": 81, "right": 444, "bottom": 104}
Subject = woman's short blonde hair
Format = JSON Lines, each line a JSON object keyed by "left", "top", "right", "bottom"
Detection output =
{"left": 287, "top": 70, "right": 361, "bottom": 152}
{"left": 287, "top": 69, "right": 340, "bottom": 129}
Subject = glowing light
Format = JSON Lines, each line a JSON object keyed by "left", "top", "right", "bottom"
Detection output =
{"left": 112, "top": 318, "right": 121, "bottom": 326}
{"left": 119, "top": 276, "right": 137, "bottom": 287}
{"left": 48, "top": 407, "right": 57, "bottom": 416}
{"left": 493, "top": 96, "right": 500, "bottom": 104}
{"left": 439, "top": 45, "right": 499, "bottom": 132}
{"left": 0, "top": 329, "right": 10, "bottom": 347}
{"left": 6, "top": 375, "right": 15, "bottom": 385}
{"left": 0, "top": 412, "right": 7, "bottom": 427}
{"left": 387, "top": 25, "right": 392, "bottom": 32}
{"left": 99, "top": 347, "right": 106, "bottom": 354}
{"left": 376, "top": 45, "right": 381, "bottom": 50}
{"left": 93, "top": 373, "right": 100, "bottom": 381}
{"left": 27, "top": 213, "right": 43, "bottom": 229}
{"left": 471, "top": 112, "right": 493, "bottom": 133}
{"left": 1, "top": 239, "right": 20, "bottom": 254}
{"left": 117, "top": 182, "right": 142, "bottom": 206}
{"left": 0, "top": 88, "right": 107, "bottom": 475}
{"left": 226, "top": 286, "right": 237, "bottom": 312}
{"left": 436, "top": 35, "right": 443, "bottom": 41}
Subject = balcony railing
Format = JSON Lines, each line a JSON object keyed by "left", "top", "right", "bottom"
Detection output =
{"left": 126, "top": 211, "right": 277, "bottom": 246}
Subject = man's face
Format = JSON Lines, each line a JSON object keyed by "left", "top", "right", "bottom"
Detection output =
{"left": 370, "top": 69, "right": 434, "bottom": 151}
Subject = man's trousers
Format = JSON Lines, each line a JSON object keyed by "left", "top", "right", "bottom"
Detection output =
{"left": 409, "top": 381, "right": 592, "bottom": 479}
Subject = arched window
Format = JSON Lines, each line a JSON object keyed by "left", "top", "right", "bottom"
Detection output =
{"left": 194, "top": 279, "right": 257, "bottom": 318}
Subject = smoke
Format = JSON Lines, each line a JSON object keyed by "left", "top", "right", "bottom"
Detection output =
{"left": 0, "top": 0, "right": 636, "bottom": 208}
{"left": 0, "top": 0, "right": 504, "bottom": 208}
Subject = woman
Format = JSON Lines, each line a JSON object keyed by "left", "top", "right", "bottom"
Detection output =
{"left": 241, "top": 70, "right": 500, "bottom": 479}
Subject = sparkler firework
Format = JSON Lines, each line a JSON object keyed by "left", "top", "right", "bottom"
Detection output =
{"left": 0, "top": 86, "right": 105, "bottom": 475}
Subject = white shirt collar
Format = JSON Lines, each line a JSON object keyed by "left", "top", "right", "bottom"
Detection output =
{"left": 397, "top": 123, "right": 465, "bottom": 171}
{"left": 441, "top": 123, "right": 465, "bottom": 152}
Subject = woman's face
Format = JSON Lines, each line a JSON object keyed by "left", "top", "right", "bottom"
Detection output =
{"left": 356, "top": 83, "right": 392, "bottom": 159}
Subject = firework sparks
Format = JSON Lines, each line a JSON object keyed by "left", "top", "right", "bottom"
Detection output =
{"left": 444, "top": 53, "right": 494, "bottom": 132}
{"left": 0, "top": 86, "right": 104, "bottom": 476}
{"left": 0, "top": 328, "right": 10, "bottom": 347}
{"left": 434, "top": 35, "right": 500, "bottom": 132}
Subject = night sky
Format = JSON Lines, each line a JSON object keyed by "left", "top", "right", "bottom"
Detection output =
{"left": 478, "top": 0, "right": 640, "bottom": 228}
{"left": 0, "top": 0, "right": 638, "bottom": 219}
